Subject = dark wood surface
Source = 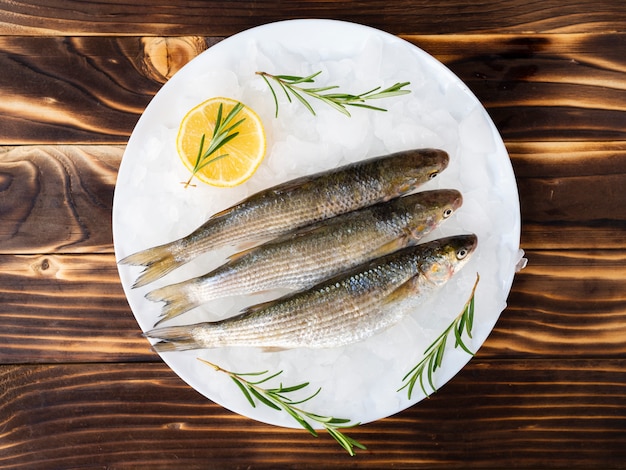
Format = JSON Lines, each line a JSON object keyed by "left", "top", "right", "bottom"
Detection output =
{"left": 1, "top": 1, "right": 626, "bottom": 468}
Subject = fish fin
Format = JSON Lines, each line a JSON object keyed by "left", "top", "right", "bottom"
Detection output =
{"left": 207, "top": 204, "right": 238, "bottom": 220}
{"left": 369, "top": 237, "right": 410, "bottom": 259}
{"left": 267, "top": 176, "right": 314, "bottom": 195}
{"left": 228, "top": 224, "right": 323, "bottom": 261}
{"left": 381, "top": 278, "right": 420, "bottom": 307}
{"left": 371, "top": 226, "right": 427, "bottom": 259}
{"left": 260, "top": 346, "right": 288, "bottom": 352}
{"left": 144, "top": 324, "right": 206, "bottom": 351}
{"left": 232, "top": 291, "right": 304, "bottom": 326}
{"left": 151, "top": 339, "right": 199, "bottom": 353}
{"left": 147, "top": 281, "right": 201, "bottom": 326}
{"left": 238, "top": 297, "right": 284, "bottom": 317}
{"left": 119, "top": 242, "right": 185, "bottom": 288}
{"left": 226, "top": 244, "right": 260, "bottom": 262}
{"left": 232, "top": 238, "right": 272, "bottom": 252}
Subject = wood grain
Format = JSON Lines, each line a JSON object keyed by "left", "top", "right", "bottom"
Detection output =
{"left": 3, "top": 249, "right": 626, "bottom": 364}
{"left": 511, "top": 141, "right": 626, "bottom": 249}
{"left": 0, "top": 37, "right": 159, "bottom": 143}
{"left": 1, "top": 360, "right": 625, "bottom": 469}
{"left": 1, "top": 34, "right": 626, "bottom": 144}
{"left": 0, "top": 145, "right": 121, "bottom": 253}
{"left": 1, "top": 0, "right": 625, "bottom": 36}
{"left": 0, "top": 253, "right": 155, "bottom": 363}
{"left": 481, "top": 250, "right": 626, "bottom": 357}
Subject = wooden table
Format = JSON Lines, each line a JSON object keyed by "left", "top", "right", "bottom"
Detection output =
{"left": 2, "top": 2, "right": 626, "bottom": 468}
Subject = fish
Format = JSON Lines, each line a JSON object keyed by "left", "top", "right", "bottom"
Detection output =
{"left": 145, "top": 234, "right": 477, "bottom": 352}
{"left": 146, "top": 189, "right": 463, "bottom": 325}
{"left": 119, "top": 148, "right": 449, "bottom": 288}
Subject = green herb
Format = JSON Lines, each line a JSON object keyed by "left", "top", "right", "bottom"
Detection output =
{"left": 256, "top": 70, "right": 411, "bottom": 117}
{"left": 182, "top": 102, "right": 245, "bottom": 188}
{"left": 398, "top": 273, "right": 480, "bottom": 400}
{"left": 199, "top": 358, "right": 366, "bottom": 456}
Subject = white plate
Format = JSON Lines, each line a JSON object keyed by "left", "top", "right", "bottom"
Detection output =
{"left": 113, "top": 19, "right": 521, "bottom": 428}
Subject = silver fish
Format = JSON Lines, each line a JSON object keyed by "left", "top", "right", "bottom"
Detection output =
{"left": 119, "top": 149, "right": 449, "bottom": 287}
{"left": 147, "top": 189, "right": 463, "bottom": 325}
{"left": 146, "top": 234, "right": 477, "bottom": 352}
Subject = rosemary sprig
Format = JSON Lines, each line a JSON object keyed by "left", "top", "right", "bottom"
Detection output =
{"left": 398, "top": 273, "right": 480, "bottom": 400}
{"left": 182, "top": 102, "right": 245, "bottom": 188}
{"left": 198, "top": 358, "right": 366, "bottom": 456}
{"left": 256, "top": 70, "right": 411, "bottom": 117}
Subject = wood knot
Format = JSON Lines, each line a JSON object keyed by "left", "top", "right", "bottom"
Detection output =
{"left": 140, "top": 37, "right": 208, "bottom": 83}
{"left": 31, "top": 256, "right": 58, "bottom": 277}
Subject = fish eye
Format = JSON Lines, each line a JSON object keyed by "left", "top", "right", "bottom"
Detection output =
{"left": 428, "top": 170, "right": 439, "bottom": 180}
{"left": 443, "top": 207, "right": 454, "bottom": 218}
{"left": 456, "top": 248, "right": 469, "bottom": 259}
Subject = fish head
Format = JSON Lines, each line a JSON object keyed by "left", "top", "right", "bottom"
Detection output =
{"left": 391, "top": 148, "right": 450, "bottom": 193}
{"left": 420, "top": 234, "right": 478, "bottom": 286}
{"left": 380, "top": 149, "right": 449, "bottom": 196}
{"left": 401, "top": 189, "right": 463, "bottom": 239}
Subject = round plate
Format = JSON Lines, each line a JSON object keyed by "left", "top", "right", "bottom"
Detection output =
{"left": 113, "top": 19, "right": 521, "bottom": 428}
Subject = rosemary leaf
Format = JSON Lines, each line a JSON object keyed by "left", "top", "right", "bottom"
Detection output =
{"left": 249, "top": 386, "right": 282, "bottom": 411}
{"left": 363, "top": 81, "right": 412, "bottom": 100}
{"left": 289, "top": 87, "right": 317, "bottom": 115}
{"left": 398, "top": 273, "right": 481, "bottom": 399}
{"left": 343, "top": 102, "right": 388, "bottom": 112}
{"left": 257, "top": 70, "right": 410, "bottom": 117}
{"left": 279, "top": 387, "right": 322, "bottom": 406}
{"left": 284, "top": 406, "right": 318, "bottom": 436}
{"left": 468, "top": 296, "right": 475, "bottom": 334}
{"left": 426, "top": 354, "right": 437, "bottom": 393}
{"left": 260, "top": 74, "right": 280, "bottom": 115}
{"left": 326, "top": 426, "right": 367, "bottom": 457}
{"left": 274, "top": 382, "right": 311, "bottom": 394}
{"left": 195, "top": 154, "right": 228, "bottom": 173}
{"left": 192, "top": 134, "right": 206, "bottom": 168}
{"left": 198, "top": 358, "right": 364, "bottom": 456}
{"left": 231, "top": 376, "right": 255, "bottom": 408}
{"left": 249, "top": 370, "right": 283, "bottom": 385}
{"left": 233, "top": 369, "right": 270, "bottom": 377}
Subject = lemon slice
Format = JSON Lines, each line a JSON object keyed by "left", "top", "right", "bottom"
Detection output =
{"left": 177, "top": 97, "right": 266, "bottom": 187}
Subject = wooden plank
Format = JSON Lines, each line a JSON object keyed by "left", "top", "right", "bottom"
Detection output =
{"left": 0, "top": 145, "right": 121, "bottom": 253}
{"left": 1, "top": 359, "right": 625, "bottom": 468}
{"left": 1, "top": 34, "right": 626, "bottom": 144}
{"left": 481, "top": 250, "right": 626, "bottom": 357}
{"left": 508, "top": 141, "right": 626, "bottom": 249}
{"left": 2, "top": 250, "right": 626, "bottom": 364}
{"left": 1, "top": 1, "right": 625, "bottom": 36}
{"left": 0, "top": 253, "right": 155, "bottom": 363}
{"left": 0, "top": 37, "right": 161, "bottom": 144}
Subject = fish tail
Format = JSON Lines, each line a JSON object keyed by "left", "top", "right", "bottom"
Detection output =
{"left": 144, "top": 325, "right": 205, "bottom": 352}
{"left": 147, "top": 281, "right": 202, "bottom": 326}
{"left": 119, "top": 241, "right": 185, "bottom": 288}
